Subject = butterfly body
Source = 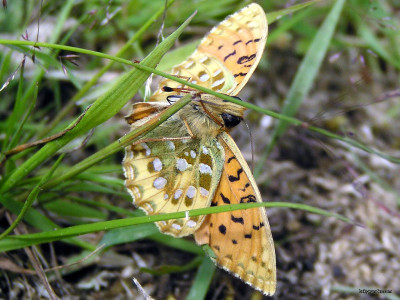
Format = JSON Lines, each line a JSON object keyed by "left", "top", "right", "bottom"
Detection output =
{"left": 122, "top": 3, "right": 276, "bottom": 296}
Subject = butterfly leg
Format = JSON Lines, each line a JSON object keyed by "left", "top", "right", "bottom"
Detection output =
{"left": 182, "top": 118, "right": 195, "bottom": 138}
{"left": 199, "top": 100, "right": 224, "bottom": 128}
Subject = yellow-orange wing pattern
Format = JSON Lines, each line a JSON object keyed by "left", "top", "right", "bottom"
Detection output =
{"left": 151, "top": 3, "right": 268, "bottom": 100}
{"left": 195, "top": 132, "right": 276, "bottom": 295}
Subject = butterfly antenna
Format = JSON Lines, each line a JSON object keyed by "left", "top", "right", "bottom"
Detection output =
{"left": 242, "top": 119, "right": 255, "bottom": 172}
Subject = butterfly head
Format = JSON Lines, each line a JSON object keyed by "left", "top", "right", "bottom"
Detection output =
{"left": 196, "top": 94, "right": 246, "bottom": 130}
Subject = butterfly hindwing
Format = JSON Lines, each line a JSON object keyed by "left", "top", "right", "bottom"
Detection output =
{"left": 123, "top": 122, "right": 225, "bottom": 237}
{"left": 195, "top": 132, "right": 276, "bottom": 295}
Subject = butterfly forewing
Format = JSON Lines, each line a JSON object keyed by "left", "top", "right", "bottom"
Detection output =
{"left": 123, "top": 124, "right": 225, "bottom": 237}
{"left": 151, "top": 3, "right": 268, "bottom": 100}
{"left": 199, "top": 3, "right": 268, "bottom": 95}
{"left": 195, "top": 132, "right": 276, "bottom": 295}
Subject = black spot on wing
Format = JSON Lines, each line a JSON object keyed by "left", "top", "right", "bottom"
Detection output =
{"left": 240, "top": 194, "right": 256, "bottom": 203}
{"left": 237, "top": 54, "right": 256, "bottom": 64}
{"left": 253, "top": 224, "right": 260, "bottom": 230}
{"left": 231, "top": 215, "right": 244, "bottom": 224}
{"left": 245, "top": 38, "right": 261, "bottom": 45}
{"left": 227, "top": 156, "right": 236, "bottom": 163}
{"left": 218, "top": 45, "right": 223, "bottom": 50}
{"left": 233, "top": 40, "right": 242, "bottom": 45}
{"left": 234, "top": 72, "right": 248, "bottom": 78}
{"left": 240, "top": 183, "right": 251, "bottom": 192}
{"left": 228, "top": 168, "right": 243, "bottom": 182}
{"left": 220, "top": 193, "right": 230, "bottom": 204}
{"left": 219, "top": 224, "right": 227, "bottom": 235}
{"left": 224, "top": 50, "right": 237, "bottom": 62}
{"left": 244, "top": 233, "right": 252, "bottom": 239}
{"left": 232, "top": 239, "right": 238, "bottom": 244}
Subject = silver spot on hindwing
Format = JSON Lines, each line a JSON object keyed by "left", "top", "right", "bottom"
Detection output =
{"left": 141, "top": 143, "right": 151, "bottom": 156}
{"left": 213, "top": 69, "right": 222, "bottom": 76}
{"left": 144, "top": 203, "right": 153, "bottom": 212}
{"left": 185, "top": 61, "right": 194, "bottom": 68}
{"left": 212, "top": 78, "right": 225, "bottom": 88}
{"left": 186, "top": 186, "right": 196, "bottom": 199}
{"left": 167, "top": 141, "right": 175, "bottom": 151}
{"left": 176, "top": 158, "right": 189, "bottom": 172}
{"left": 172, "top": 223, "right": 182, "bottom": 230}
{"left": 200, "top": 187, "right": 209, "bottom": 197}
{"left": 187, "top": 220, "right": 197, "bottom": 228}
{"left": 199, "top": 163, "right": 212, "bottom": 175}
{"left": 152, "top": 158, "right": 162, "bottom": 172}
{"left": 174, "top": 189, "right": 183, "bottom": 199}
{"left": 127, "top": 185, "right": 141, "bottom": 201}
{"left": 153, "top": 177, "right": 167, "bottom": 190}
{"left": 199, "top": 56, "right": 209, "bottom": 63}
{"left": 200, "top": 73, "right": 210, "bottom": 81}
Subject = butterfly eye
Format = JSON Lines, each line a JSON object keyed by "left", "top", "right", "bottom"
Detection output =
{"left": 220, "top": 112, "right": 242, "bottom": 128}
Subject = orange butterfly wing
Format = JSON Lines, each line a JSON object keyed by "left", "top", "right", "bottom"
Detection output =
{"left": 195, "top": 132, "right": 276, "bottom": 295}
{"left": 197, "top": 2, "right": 268, "bottom": 95}
{"left": 151, "top": 3, "right": 268, "bottom": 99}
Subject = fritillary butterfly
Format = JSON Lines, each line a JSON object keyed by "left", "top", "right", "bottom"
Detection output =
{"left": 122, "top": 3, "right": 276, "bottom": 295}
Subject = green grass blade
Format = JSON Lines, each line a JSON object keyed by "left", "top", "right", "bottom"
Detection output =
{"left": 255, "top": 0, "right": 346, "bottom": 177}
{"left": 0, "top": 195, "right": 95, "bottom": 251}
{"left": 275, "top": 0, "right": 346, "bottom": 138}
{"left": 266, "top": 0, "right": 317, "bottom": 24}
{"left": 13, "top": 0, "right": 75, "bottom": 131}
{"left": 6, "top": 82, "right": 37, "bottom": 153}
{"left": 0, "top": 12, "right": 196, "bottom": 193}
{"left": 0, "top": 201, "right": 353, "bottom": 252}
{"left": 355, "top": 14, "right": 400, "bottom": 69}
{"left": 41, "top": 0, "right": 176, "bottom": 138}
{"left": 186, "top": 256, "right": 216, "bottom": 300}
{"left": 267, "top": 6, "right": 313, "bottom": 45}
{"left": 0, "top": 154, "right": 64, "bottom": 239}
{"left": 141, "top": 256, "right": 203, "bottom": 275}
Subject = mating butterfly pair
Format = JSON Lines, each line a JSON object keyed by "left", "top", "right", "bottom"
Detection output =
{"left": 122, "top": 3, "right": 276, "bottom": 296}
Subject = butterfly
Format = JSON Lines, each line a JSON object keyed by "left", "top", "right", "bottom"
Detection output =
{"left": 122, "top": 3, "right": 276, "bottom": 296}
